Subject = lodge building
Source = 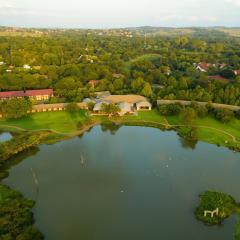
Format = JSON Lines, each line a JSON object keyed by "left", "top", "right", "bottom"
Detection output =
{"left": 0, "top": 89, "right": 54, "bottom": 101}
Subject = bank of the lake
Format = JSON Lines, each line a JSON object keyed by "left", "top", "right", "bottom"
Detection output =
{"left": 0, "top": 110, "right": 240, "bottom": 152}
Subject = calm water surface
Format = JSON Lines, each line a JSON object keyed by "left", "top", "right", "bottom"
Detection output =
{"left": 3, "top": 126, "right": 240, "bottom": 240}
{"left": 0, "top": 132, "right": 12, "bottom": 142}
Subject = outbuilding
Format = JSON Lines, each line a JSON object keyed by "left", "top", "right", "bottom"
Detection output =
{"left": 136, "top": 101, "right": 152, "bottom": 110}
{"left": 93, "top": 101, "right": 110, "bottom": 113}
{"left": 118, "top": 102, "right": 133, "bottom": 116}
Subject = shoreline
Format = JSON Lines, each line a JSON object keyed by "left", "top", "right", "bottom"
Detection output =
{"left": 0, "top": 117, "right": 239, "bottom": 151}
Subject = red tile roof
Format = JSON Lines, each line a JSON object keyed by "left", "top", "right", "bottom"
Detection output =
{"left": 25, "top": 89, "right": 53, "bottom": 97}
{"left": 209, "top": 75, "right": 229, "bottom": 81}
{"left": 234, "top": 70, "right": 240, "bottom": 75}
{"left": 88, "top": 80, "right": 99, "bottom": 87}
{"left": 0, "top": 91, "right": 25, "bottom": 98}
{"left": 197, "top": 62, "right": 211, "bottom": 71}
{"left": 0, "top": 89, "right": 53, "bottom": 99}
{"left": 197, "top": 62, "right": 226, "bottom": 72}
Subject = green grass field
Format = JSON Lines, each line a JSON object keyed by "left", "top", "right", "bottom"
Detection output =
{"left": 122, "top": 110, "right": 166, "bottom": 123}
{"left": 123, "top": 111, "right": 240, "bottom": 149}
{"left": 0, "top": 111, "right": 87, "bottom": 133}
{"left": 0, "top": 110, "right": 240, "bottom": 150}
{"left": 163, "top": 114, "right": 240, "bottom": 147}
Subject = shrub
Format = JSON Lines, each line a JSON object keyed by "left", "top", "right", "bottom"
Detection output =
{"left": 178, "top": 126, "right": 198, "bottom": 141}
{"left": 182, "top": 107, "right": 197, "bottom": 125}
{"left": 158, "top": 104, "right": 183, "bottom": 116}
{"left": 235, "top": 110, "right": 240, "bottom": 120}
{"left": 87, "top": 101, "right": 95, "bottom": 111}
{"left": 189, "top": 102, "right": 208, "bottom": 118}
{"left": 66, "top": 102, "right": 79, "bottom": 113}
{"left": 0, "top": 98, "right": 32, "bottom": 119}
{"left": 214, "top": 108, "right": 234, "bottom": 123}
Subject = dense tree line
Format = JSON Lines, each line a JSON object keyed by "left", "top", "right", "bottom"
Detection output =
{"left": 0, "top": 30, "right": 240, "bottom": 104}
{"left": 158, "top": 102, "right": 240, "bottom": 123}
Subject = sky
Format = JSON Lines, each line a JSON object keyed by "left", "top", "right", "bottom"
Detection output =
{"left": 0, "top": 0, "right": 240, "bottom": 28}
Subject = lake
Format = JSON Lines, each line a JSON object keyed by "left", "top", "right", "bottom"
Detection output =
{"left": 0, "top": 132, "right": 12, "bottom": 142}
{"left": 2, "top": 125, "right": 240, "bottom": 240}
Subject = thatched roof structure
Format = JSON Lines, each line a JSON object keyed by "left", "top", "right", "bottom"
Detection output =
{"left": 103, "top": 95, "right": 147, "bottom": 104}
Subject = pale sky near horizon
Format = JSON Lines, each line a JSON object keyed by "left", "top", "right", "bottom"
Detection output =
{"left": 0, "top": 0, "right": 240, "bottom": 28}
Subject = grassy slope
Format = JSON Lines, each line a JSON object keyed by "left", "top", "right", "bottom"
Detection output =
{"left": 122, "top": 110, "right": 166, "bottom": 123}
{"left": 166, "top": 115, "right": 240, "bottom": 147}
{"left": 0, "top": 111, "right": 87, "bottom": 133}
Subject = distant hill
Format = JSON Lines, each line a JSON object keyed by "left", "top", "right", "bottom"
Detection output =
{"left": 0, "top": 26, "right": 240, "bottom": 38}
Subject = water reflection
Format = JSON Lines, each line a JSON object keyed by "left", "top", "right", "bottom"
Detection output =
{"left": 100, "top": 123, "right": 122, "bottom": 135}
{"left": 0, "top": 147, "right": 39, "bottom": 180}
{"left": 179, "top": 137, "right": 198, "bottom": 150}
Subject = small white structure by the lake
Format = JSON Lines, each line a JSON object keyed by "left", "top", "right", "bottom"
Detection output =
{"left": 204, "top": 208, "right": 219, "bottom": 218}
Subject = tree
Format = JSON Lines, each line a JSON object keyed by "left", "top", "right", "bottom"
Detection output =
{"left": 235, "top": 110, "right": 240, "bottom": 120}
{"left": 182, "top": 107, "right": 197, "bottom": 125}
{"left": 0, "top": 98, "right": 32, "bottom": 119}
{"left": 175, "top": 36, "right": 189, "bottom": 47}
{"left": 191, "top": 39, "right": 206, "bottom": 51}
{"left": 66, "top": 102, "right": 79, "bottom": 113}
{"left": 220, "top": 69, "right": 235, "bottom": 79}
{"left": 158, "top": 104, "right": 182, "bottom": 116}
{"left": 113, "top": 78, "right": 124, "bottom": 90}
{"left": 214, "top": 108, "right": 234, "bottom": 123}
{"left": 101, "top": 103, "right": 120, "bottom": 115}
{"left": 141, "top": 83, "right": 153, "bottom": 97}
{"left": 179, "top": 77, "right": 188, "bottom": 89}
{"left": 131, "top": 77, "right": 145, "bottom": 93}
{"left": 87, "top": 101, "right": 95, "bottom": 111}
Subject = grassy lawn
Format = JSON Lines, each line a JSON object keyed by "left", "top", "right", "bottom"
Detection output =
{"left": 0, "top": 111, "right": 87, "bottom": 133}
{"left": 122, "top": 110, "right": 166, "bottom": 123}
{"left": 122, "top": 111, "right": 240, "bottom": 148}
{"left": 195, "top": 117, "right": 240, "bottom": 141}
{"left": 196, "top": 128, "right": 234, "bottom": 146}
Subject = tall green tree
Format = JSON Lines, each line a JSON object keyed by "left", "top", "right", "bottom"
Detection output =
{"left": 0, "top": 98, "right": 32, "bottom": 119}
